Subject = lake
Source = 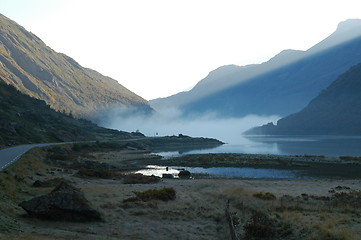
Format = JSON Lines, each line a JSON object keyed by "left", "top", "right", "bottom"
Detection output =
{"left": 156, "top": 135, "right": 361, "bottom": 158}
{"left": 137, "top": 135, "right": 361, "bottom": 179}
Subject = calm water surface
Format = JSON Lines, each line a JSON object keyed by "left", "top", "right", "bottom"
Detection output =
{"left": 143, "top": 135, "right": 361, "bottom": 179}
{"left": 136, "top": 165, "right": 307, "bottom": 179}
{"left": 156, "top": 135, "right": 361, "bottom": 158}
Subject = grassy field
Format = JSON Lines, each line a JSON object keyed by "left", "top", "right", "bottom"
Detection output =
{"left": 1, "top": 143, "right": 361, "bottom": 239}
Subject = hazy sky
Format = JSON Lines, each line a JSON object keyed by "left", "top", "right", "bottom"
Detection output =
{"left": 1, "top": 0, "right": 361, "bottom": 100}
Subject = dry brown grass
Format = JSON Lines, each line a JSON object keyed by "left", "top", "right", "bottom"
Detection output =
{"left": 0, "top": 233, "right": 67, "bottom": 240}
{"left": 1, "top": 146, "right": 361, "bottom": 240}
{"left": 123, "top": 173, "right": 160, "bottom": 184}
{"left": 253, "top": 192, "right": 277, "bottom": 200}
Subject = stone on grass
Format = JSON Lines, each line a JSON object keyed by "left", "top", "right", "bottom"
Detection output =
{"left": 19, "top": 182, "right": 101, "bottom": 222}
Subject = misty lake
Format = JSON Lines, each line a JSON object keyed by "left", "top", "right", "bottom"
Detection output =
{"left": 156, "top": 135, "right": 361, "bottom": 157}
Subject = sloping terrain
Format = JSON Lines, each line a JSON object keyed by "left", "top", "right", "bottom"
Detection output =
{"left": 151, "top": 19, "right": 361, "bottom": 118}
{"left": 0, "top": 13, "right": 151, "bottom": 117}
{"left": 0, "top": 77, "right": 131, "bottom": 147}
{"left": 245, "top": 63, "right": 361, "bottom": 135}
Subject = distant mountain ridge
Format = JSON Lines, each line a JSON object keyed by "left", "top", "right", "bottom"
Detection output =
{"left": 0, "top": 13, "right": 151, "bottom": 117}
{"left": 245, "top": 63, "right": 361, "bottom": 135}
{"left": 151, "top": 19, "right": 361, "bottom": 118}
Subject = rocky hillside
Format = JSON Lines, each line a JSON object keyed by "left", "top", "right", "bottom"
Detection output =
{"left": 0, "top": 77, "right": 132, "bottom": 147}
{"left": 245, "top": 63, "right": 361, "bottom": 135}
{"left": 0, "top": 13, "right": 151, "bottom": 117}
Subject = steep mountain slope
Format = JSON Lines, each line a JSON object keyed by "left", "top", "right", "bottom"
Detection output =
{"left": 0, "top": 77, "right": 132, "bottom": 146}
{"left": 245, "top": 63, "right": 361, "bottom": 135}
{"left": 151, "top": 19, "right": 361, "bottom": 118}
{"left": 0, "top": 13, "right": 151, "bottom": 117}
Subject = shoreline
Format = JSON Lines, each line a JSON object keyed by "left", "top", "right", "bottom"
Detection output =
{"left": 144, "top": 152, "right": 361, "bottom": 180}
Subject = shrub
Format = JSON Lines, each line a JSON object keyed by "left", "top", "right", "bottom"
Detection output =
{"left": 340, "top": 156, "right": 361, "bottom": 161}
{"left": 244, "top": 211, "right": 275, "bottom": 239}
{"left": 75, "top": 169, "right": 122, "bottom": 179}
{"left": 178, "top": 170, "right": 191, "bottom": 179}
{"left": 123, "top": 173, "right": 160, "bottom": 184}
{"left": 253, "top": 192, "right": 276, "bottom": 200}
{"left": 315, "top": 224, "right": 356, "bottom": 240}
{"left": 124, "top": 187, "right": 176, "bottom": 202}
{"left": 331, "top": 190, "right": 361, "bottom": 208}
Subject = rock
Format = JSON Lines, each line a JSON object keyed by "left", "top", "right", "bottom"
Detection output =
{"left": 32, "top": 178, "right": 69, "bottom": 188}
{"left": 19, "top": 182, "right": 101, "bottom": 222}
{"left": 162, "top": 173, "right": 174, "bottom": 179}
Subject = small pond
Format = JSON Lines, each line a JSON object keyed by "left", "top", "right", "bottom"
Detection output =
{"left": 136, "top": 165, "right": 308, "bottom": 179}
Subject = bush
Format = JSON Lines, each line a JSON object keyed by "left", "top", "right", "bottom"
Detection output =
{"left": 340, "top": 156, "right": 361, "bottom": 161}
{"left": 123, "top": 173, "right": 160, "bottom": 184}
{"left": 253, "top": 192, "right": 276, "bottom": 200}
{"left": 178, "top": 170, "right": 191, "bottom": 179}
{"left": 244, "top": 211, "right": 275, "bottom": 239}
{"left": 75, "top": 169, "right": 122, "bottom": 179}
{"left": 331, "top": 190, "right": 361, "bottom": 208}
{"left": 124, "top": 187, "right": 176, "bottom": 202}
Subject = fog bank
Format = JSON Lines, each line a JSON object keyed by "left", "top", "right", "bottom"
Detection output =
{"left": 97, "top": 107, "right": 280, "bottom": 144}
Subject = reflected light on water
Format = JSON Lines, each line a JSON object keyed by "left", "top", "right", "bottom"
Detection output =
{"left": 136, "top": 165, "right": 180, "bottom": 178}
{"left": 136, "top": 165, "right": 307, "bottom": 179}
{"left": 156, "top": 135, "right": 361, "bottom": 157}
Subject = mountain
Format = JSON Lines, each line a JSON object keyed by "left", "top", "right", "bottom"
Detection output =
{"left": 0, "top": 13, "right": 151, "bottom": 117}
{"left": 0, "top": 77, "right": 133, "bottom": 147}
{"left": 150, "top": 19, "right": 361, "bottom": 118}
{"left": 245, "top": 63, "right": 361, "bottom": 135}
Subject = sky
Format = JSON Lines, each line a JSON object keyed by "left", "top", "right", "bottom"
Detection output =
{"left": 1, "top": 0, "right": 361, "bottom": 100}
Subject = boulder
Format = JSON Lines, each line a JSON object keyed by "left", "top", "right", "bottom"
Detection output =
{"left": 32, "top": 178, "right": 69, "bottom": 188}
{"left": 19, "top": 182, "right": 101, "bottom": 222}
{"left": 162, "top": 173, "right": 174, "bottom": 179}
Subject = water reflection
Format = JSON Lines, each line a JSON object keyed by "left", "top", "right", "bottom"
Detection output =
{"left": 136, "top": 165, "right": 306, "bottom": 179}
{"left": 156, "top": 135, "right": 361, "bottom": 157}
{"left": 246, "top": 135, "right": 361, "bottom": 157}
{"left": 137, "top": 165, "right": 180, "bottom": 178}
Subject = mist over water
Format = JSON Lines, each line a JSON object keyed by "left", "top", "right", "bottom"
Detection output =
{"left": 98, "top": 107, "right": 279, "bottom": 143}
{"left": 98, "top": 107, "right": 361, "bottom": 157}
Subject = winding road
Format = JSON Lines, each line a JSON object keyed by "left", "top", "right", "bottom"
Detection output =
{"left": 0, "top": 143, "right": 71, "bottom": 171}
{"left": 0, "top": 138, "right": 149, "bottom": 171}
